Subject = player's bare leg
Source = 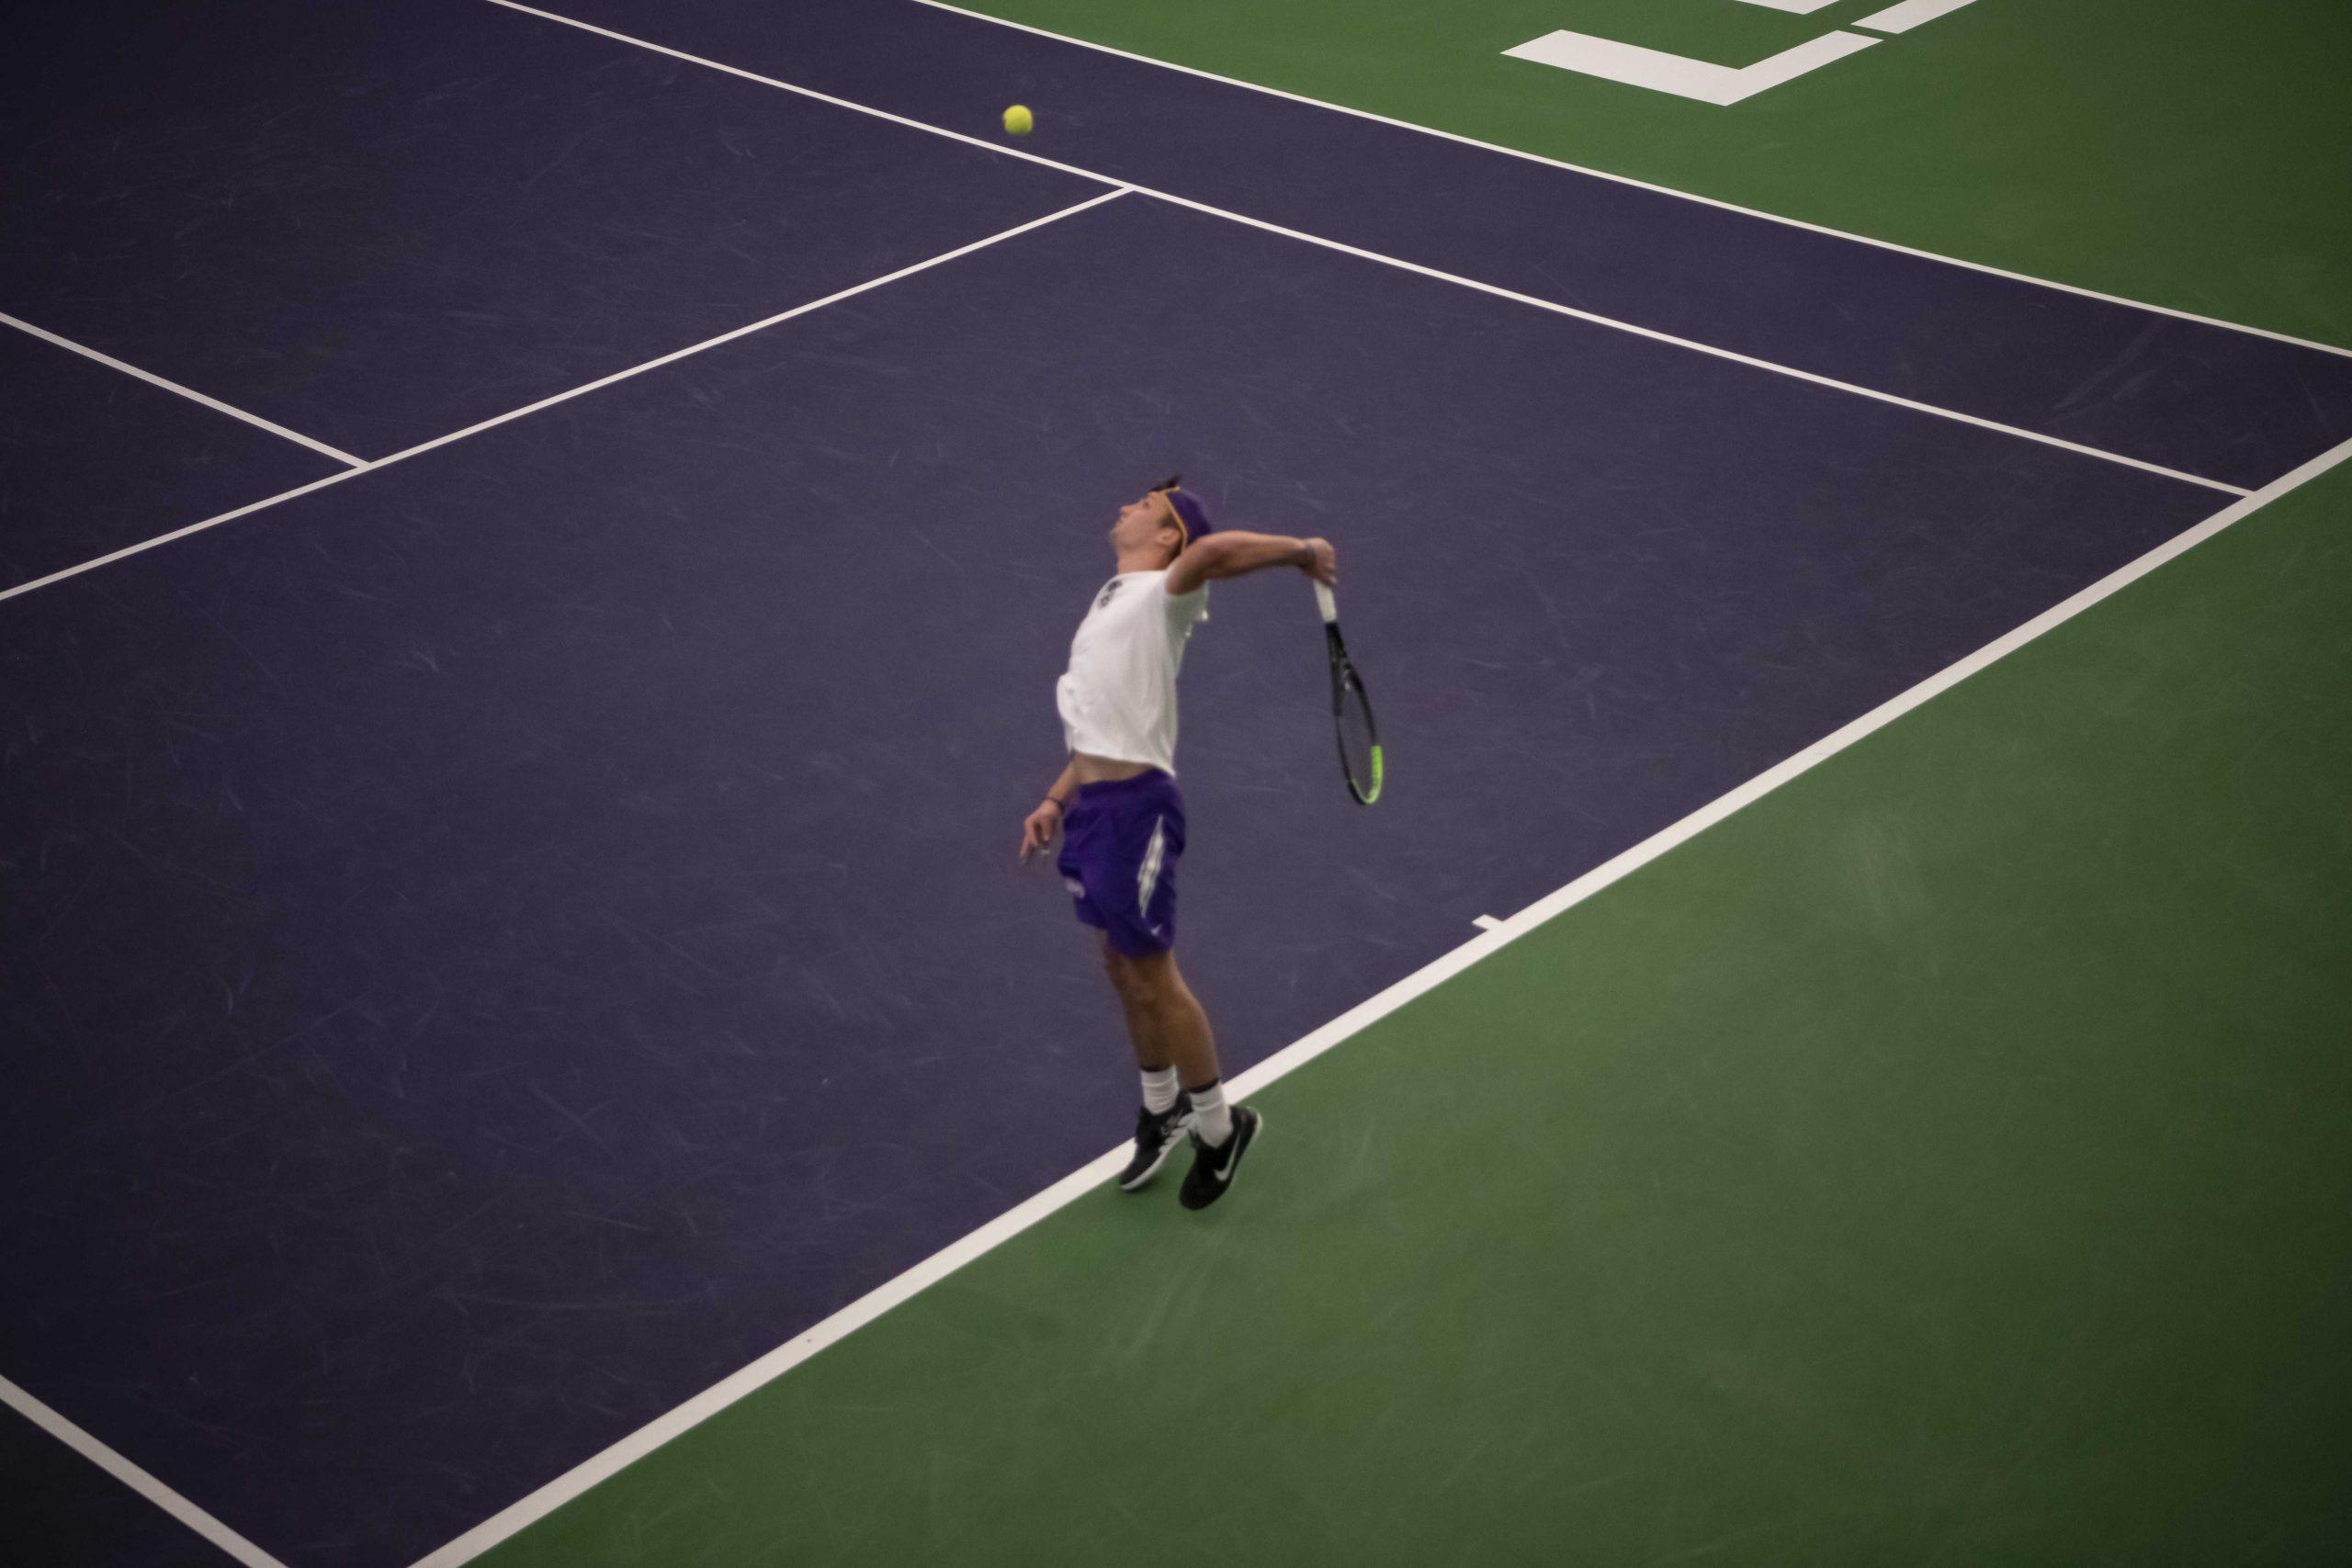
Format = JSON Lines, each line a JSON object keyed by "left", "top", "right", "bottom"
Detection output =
{"left": 1108, "top": 947, "right": 1218, "bottom": 1088}
{"left": 1105, "top": 947, "right": 1172, "bottom": 1074}
{"left": 1105, "top": 943, "right": 1185, "bottom": 1190}
{"left": 1107, "top": 947, "right": 1262, "bottom": 1208}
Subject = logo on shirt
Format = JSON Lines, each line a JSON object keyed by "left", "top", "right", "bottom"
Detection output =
{"left": 1094, "top": 580, "right": 1123, "bottom": 611}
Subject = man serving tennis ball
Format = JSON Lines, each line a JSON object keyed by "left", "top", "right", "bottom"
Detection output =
{"left": 1019, "top": 479, "right": 1336, "bottom": 1209}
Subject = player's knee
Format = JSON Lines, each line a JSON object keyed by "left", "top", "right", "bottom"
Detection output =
{"left": 1122, "top": 949, "right": 1179, "bottom": 1004}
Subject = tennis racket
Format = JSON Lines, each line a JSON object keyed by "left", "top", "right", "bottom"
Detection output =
{"left": 1314, "top": 582, "right": 1382, "bottom": 806}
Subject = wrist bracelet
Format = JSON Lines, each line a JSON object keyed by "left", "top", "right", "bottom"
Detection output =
{"left": 1043, "top": 795, "right": 1068, "bottom": 812}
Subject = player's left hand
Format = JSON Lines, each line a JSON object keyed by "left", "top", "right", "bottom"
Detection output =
{"left": 1299, "top": 536, "right": 1337, "bottom": 587}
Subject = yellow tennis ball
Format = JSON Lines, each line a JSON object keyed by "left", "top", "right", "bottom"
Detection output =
{"left": 1002, "top": 104, "right": 1034, "bottom": 138}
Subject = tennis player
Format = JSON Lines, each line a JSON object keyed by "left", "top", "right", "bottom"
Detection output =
{"left": 1019, "top": 479, "right": 1336, "bottom": 1210}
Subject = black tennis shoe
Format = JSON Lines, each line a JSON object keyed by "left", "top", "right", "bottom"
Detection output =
{"left": 1117, "top": 1101, "right": 1194, "bottom": 1192}
{"left": 1179, "top": 1104, "right": 1262, "bottom": 1211}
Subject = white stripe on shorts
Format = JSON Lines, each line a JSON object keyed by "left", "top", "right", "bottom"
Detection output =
{"left": 1136, "top": 817, "right": 1168, "bottom": 919}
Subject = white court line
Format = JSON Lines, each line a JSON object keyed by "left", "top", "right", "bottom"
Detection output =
{"left": 1501, "top": 28, "right": 1877, "bottom": 107}
{"left": 1141, "top": 189, "right": 2241, "bottom": 492}
{"left": 412, "top": 1145, "right": 1135, "bottom": 1567}
{"left": 906, "top": 0, "right": 2352, "bottom": 362}
{"left": 2, "top": 310, "right": 368, "bottom": 468}
{"left": 0, "top": 466, "right": 377, "bottom": 607}
{"left": 479, "top": 0, "right": 2248, "bottom": 497}
{"left": 0, "top": 188, "right": 1130, "bottom": 607}
{"left": 0, "top": 1372, "right": 293, "bottom": 1568}
{"left": 415, "top": 430, "right": 2352, "bottom": 1568}
{"left": 1854, "top": 0, "right": 1982, "bottom": 35}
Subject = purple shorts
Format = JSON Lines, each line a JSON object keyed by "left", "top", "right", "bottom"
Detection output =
{"left": 1057, "top": 770, "right": 1185, "bottom": 958}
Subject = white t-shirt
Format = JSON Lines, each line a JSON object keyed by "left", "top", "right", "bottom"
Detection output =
{"left": 1057, "top": 570, "right": 1209, "bottom": 773}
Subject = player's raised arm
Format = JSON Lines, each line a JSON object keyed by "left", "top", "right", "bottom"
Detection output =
{"left": 1165, "top": 531, "right": 1337, "bottom": 595}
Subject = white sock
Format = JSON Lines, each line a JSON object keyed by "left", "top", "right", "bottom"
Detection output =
{"left": 1141, "top": 1066, "right": 1180, "bottom": 1115}
{"left": 1187, "top": 1079, "right": 1233, "bottom": 1146}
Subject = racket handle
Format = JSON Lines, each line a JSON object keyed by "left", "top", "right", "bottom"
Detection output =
{"left": 1312, "top": 581, "right": 1338, "bottom": 625}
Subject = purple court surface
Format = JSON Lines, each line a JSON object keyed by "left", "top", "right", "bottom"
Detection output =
{"left": 0, "top": 0, "right": 1096, "bottom": 465}
{"left": 540, "top": 0, "right": 2352, "bottom": 492}
{"left": 1, "top": 3, "right": 2338, "bottom": 1566}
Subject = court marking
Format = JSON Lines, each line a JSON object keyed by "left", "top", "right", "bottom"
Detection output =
{"left": 2, "top": 310, "right": 368, "bottom": 469}
{"left": 0, "top": 187, "right": 1130, "bottom": 608}
{"left": 411, "top": 426, "right": 2352, "bottom": 1568}
{"left": 1138, "top": 194, "right": 2239, "bottom": 493}
{"left": 479, "top": 0, "right": 2251, "bottom": 496}
{"left": 1855, "top": 0, "right": 1982, "bottom": 34}
{"left": 1507, "top": 0, "right": 1984, "bottom": 97}
{"left": 902, "top": 0, "right": 2352, "bottom": 361}
{"left": 0, "top": 1372, "right": 292, "bottom": 1568}
{"left": 1502, "top": 28, "right": 1879, "bottom": 107}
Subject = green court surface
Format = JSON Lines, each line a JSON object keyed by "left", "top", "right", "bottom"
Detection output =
{"left": 944, "top": 0, "right": 2352, "bottom": 349}
{"left": 482, "top": 449, "right": 2352, "bottom": 1559}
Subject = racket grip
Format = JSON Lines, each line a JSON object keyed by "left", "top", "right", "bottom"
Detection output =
{"left": 1312, "top": 581, "right": 1338, "bottom": 624}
